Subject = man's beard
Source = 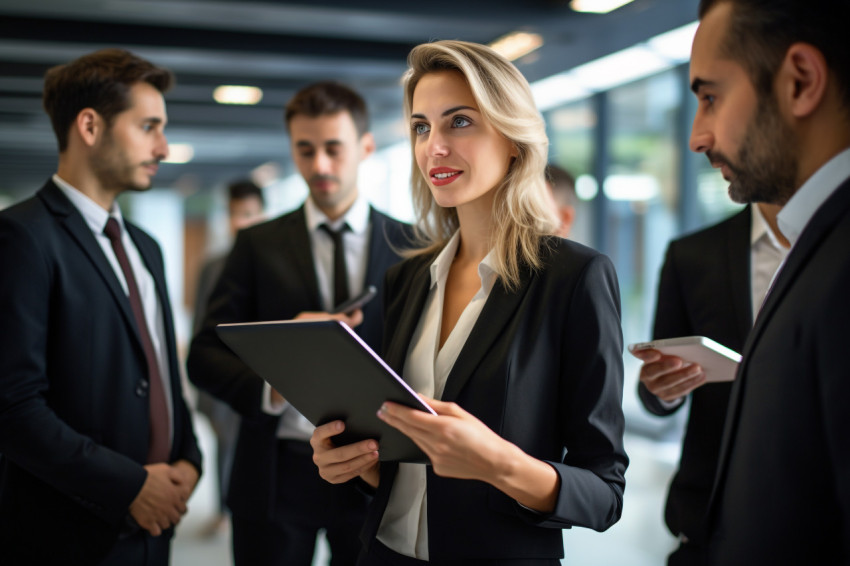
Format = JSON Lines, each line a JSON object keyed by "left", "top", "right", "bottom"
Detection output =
{"left": 709, "top": 94, "right": 798, "bottom": 206}
{"left": 91, "top": 130, "right": 155, "bottom": 193}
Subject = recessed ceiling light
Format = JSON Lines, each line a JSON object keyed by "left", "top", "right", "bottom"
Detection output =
{"left": 489, "top": 31, "right": 544, "bottom": 62}
{"left": 570, "top": 0, "right": 636, "bottom": 14}
{"left": 213, "top": 85, "right": 263, "bottom": 105}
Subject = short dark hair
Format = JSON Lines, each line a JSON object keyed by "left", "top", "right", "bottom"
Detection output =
{"left": 42, "top": 48, "right": 173, "bottom": 152}
{"left": 545, "top": 164, "right": 576, "bottom": 207}
{"left": 227, "top": 179, "right": 265, "bottom": 207}
{"left": 698, "top": 0, "right": 850, "bottom": 106}
{"left": 284, "top": 81, "right": 370, "bottom": 137}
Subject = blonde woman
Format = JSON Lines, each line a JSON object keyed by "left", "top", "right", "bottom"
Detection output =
{"left": 311, "top": 40, "right": 628, "bottom": 565}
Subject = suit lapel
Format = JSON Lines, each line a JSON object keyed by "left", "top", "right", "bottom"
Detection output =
{"left": 441, "top": 267, "right": 533, "bottom": 402}
{"left": 364, "top": 207, "right": 389, "bottom": 286}
{"left": 38, "top": 182, "right": 140, "bottom": 342}
{"left": 287, "top": 206, "right": 322, "bottom": 307}
{"left": 384, "top": 259, "right": 432, "bottom": 371}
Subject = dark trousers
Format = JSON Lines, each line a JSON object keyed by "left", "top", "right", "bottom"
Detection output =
{"left": 668, "top": 540, "right": 708, "bottom": 566}
{"left": 100, "top": 528, "right": 172, "bottom": 566}
{"left": 231, "top": 439, "right": 368, "bottom": 566}
{"left": 357, "top": 540, "right": 561, "bottom": 566}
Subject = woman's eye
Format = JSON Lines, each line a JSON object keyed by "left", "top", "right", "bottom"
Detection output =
{"left": 452, "top": 116, "right": 470, "bottom": 128}
{"left": 413, "top": 122, "right": 430, "bottom": 135}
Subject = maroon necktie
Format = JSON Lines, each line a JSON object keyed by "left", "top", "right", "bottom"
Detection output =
{"left": 103, "top": 218, "right": 170, "bottom": 464}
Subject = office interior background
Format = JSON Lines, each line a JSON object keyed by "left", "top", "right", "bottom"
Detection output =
{"left": 0, "top": 0, "right": 741, "bottom": 563}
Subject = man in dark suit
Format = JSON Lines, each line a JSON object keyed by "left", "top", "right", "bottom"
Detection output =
{"left": 679, "top": 0, "right": 849, "bottom": 563}
{"left": 634, "top": 202, "right": 788, "bottom": 565}
{"left": 0, "top": 49, "right": 202, "bottom": 566}
{"left": 187, "top": 81, "right": 409, "bottom": 566}
{"left": 192, "top": 179, "right": 265, "bottom": 536}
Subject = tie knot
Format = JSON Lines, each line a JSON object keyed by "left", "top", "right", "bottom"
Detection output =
{"left": 103, "top": 217, "right": 122, "bottom": 242}
{"left": 319, "top": 222, "right": 350, "bottom": 242}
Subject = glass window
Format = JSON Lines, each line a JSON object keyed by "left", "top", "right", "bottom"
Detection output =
{"left": 546, "top": 99, "right": 596, "bottom": 246}
{"left": 605, "top": 69, "right": 684, "bottom": 437}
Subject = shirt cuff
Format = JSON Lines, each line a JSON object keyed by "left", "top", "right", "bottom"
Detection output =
{"left": 261, "top": 382, "right": 288, "bottom": 415}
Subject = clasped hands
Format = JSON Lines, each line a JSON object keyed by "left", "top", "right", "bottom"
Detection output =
{"left": 128, "top": 459, "right": 200, "bottom": 536}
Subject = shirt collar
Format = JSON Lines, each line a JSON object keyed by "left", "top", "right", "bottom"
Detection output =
{"left": 750, "top": 203, "right": 784, "bottom": 251}
{"left": 777, "top": 147, "right": 850, "bottom": 246}
{"left": 304, "top": 192, "right": 370, "bottom": 235}
{"left": 52, "top": 173, "right": 124, "bottom": 235}
{"left": 428, "top": 231, "right": 498, "bottom": 295}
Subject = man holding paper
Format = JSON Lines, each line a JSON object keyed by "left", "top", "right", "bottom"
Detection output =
{"left": 633, "top": 201, "right": 787, "bottom": 566}
{"left": 187, "top": 82, "right": 409, "bottom": 565}
{"left": 637, "top": 0, "right": 850, "bottom": 561}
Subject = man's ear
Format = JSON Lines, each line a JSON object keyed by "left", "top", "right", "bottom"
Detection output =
{"left": 778, "top": 42, "right": 828, "bottom": 119}
{"left": 74, "top": 108, "right": 102, "bottom": 147}
{"left": 359, "top": 131, "right": 376, "bottom": 159}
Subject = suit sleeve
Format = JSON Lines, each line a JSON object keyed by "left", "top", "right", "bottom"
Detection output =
{"left": 540, "top": 254, "right": 628, "bottom": 532}
{"left": 0, "top": 215, "right": 146, "bottom": 525}
{"left": 187, "top": 229, "right": 270, "bottom": 419}
{"left": 638, "top": 241, "right": 693, "bottom": 416}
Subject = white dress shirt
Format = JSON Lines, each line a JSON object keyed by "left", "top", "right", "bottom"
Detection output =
{"left": 53, "top": 174, "right": 174, "bottom": 441}
{"left": 262, "top": 192, "right": 373, "bottom": 440}
{"left": 777, "top": 148, "right": 850, "bottom": 248}
{"left": 750, "top": 204, "right": 790, "bottom": 320}
{"left": 377, "top": 232, "right": 498, "bottom": 560}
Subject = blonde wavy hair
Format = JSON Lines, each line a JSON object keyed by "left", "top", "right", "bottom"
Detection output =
{"left": 402, "top": 40, "right": 557, "bottom": 290}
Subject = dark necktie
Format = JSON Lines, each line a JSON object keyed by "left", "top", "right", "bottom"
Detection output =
{"left": 103, "top": 218, "right": 170, "bottom": 464}
{"left": 319, "top": 222, "right": 351, "bottom": 308}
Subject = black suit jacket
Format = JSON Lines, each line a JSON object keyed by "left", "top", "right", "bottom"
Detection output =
{"left": 187, "top": 204, "right": 409, "bottom": 521}
{"left": 360, "top": 238, "right": 629, "bottom": 562}
{"left": 0, "top": 180, "right": 202, "bottom": 564}
{"left": 637, "top": 207, "right": 751, "bottom": 546}
{"left": 707, "top": 176, "right": 850, "bottom": 565}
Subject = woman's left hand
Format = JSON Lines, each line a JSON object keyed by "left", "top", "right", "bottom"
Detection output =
{"left": 377, "top": 396, "right": 511, "bottom": 483}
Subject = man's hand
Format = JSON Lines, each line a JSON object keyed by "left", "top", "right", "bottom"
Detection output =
{"left": 293, "top": 309, "right": 363, "bottom": 328}
{"left": 631, "top": 347, "right": 707, "bottom": 402}
{"left": 128, "top": 463, "right": 189, "bottom": 536}
{"left": 171, "top": 459, "right": 200, "bottom": 502}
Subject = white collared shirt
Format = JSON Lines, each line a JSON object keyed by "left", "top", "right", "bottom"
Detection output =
{"left": 777, "top": 148, "right": 850, "bottom": 247}
{"left": 262, "top": 192, "right": 373, "bottom": 440}
{"left": 750, "top": 204, "right": 790, "bottom": 320}
{"left": 377, "top": 232, "right": 498, "bottom": 560}
{"left": 52, "top": 174, "right": 174, "bottom": 441}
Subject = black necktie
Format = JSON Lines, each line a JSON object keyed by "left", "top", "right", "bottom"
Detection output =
{"left": 319, "top": 222, "right": 351, "bottom": 308}
{"left": 103, "top": 218, "right": 170, "bottom": 463}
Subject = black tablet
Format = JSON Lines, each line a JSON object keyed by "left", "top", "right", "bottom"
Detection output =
{"left": 216, "top": 319, "right": 433, "bottom": 463}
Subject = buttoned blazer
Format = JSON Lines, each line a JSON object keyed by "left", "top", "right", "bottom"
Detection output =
{"left": 637, "top": 206, "right": 751, "bottom": 545}
{"left": 359, "top": 237, "right": 629, "bottom": 562}
{"left": 707, "top": 177, "right": 850, "bottom": 565}
{"left": 187, "top": 204, "right": 409, "bottom": 520}
{"left": 0, "top": 180, "right": 202, "bottom": 564}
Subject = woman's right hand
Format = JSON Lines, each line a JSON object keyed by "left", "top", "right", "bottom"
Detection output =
{"left": 310, "top": 420, "right": 380, "bottom": 488}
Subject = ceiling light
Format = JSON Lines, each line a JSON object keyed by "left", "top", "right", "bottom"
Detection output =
{"left": 647, "top": 21, "right": 699, "bottom": 62}
{"left": 570, "top": 46, "right": 670, "bottom": 91}
{"left": 163, "top": 143, "right": 194, "bottom": 164}
{"left": 213, "top": 85, "right": 263, "bottom": 105}
{"left": 570, "top": 0, "right": 636, "bottom": 13}
{"left": 489, "top": 31, "right": 544, "bottom": 62}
